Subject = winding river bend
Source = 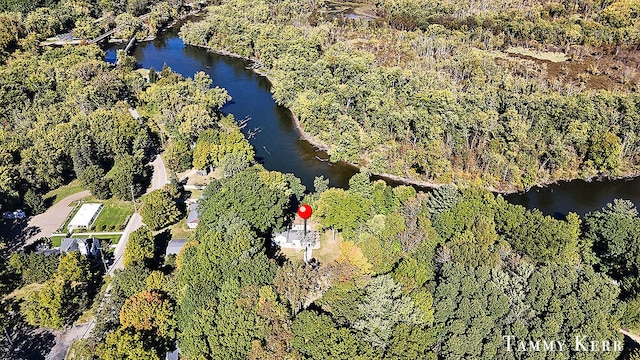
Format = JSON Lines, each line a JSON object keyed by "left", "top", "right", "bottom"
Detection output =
{"left": 107, "top": 25, "right": 640, "bottom": 218}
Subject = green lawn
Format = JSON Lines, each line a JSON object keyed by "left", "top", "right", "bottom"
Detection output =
{"left": 51, "top": 235, "right": 65, "bottom": 247}
{"left": 44, "top": 180, "right": 86, "bottom": 206}
{"left": 170, "top": 218, "right": 193, "bottom": 240}
{"left": 90, "top": 199, "right": 134, "bottom": 232}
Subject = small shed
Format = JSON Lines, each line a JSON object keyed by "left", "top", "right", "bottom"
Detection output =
{"left": 68, "top": 203, "right": 103, "bottom": 231}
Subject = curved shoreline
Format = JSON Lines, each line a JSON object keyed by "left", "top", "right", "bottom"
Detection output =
{"left": 183, "top": 42, "right": 453, "bottom": 189}
{"left": 182, "top": 41, "right": 640, "bottom": 195}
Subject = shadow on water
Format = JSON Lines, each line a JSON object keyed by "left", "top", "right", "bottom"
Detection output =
{"left": 106, "top": 24, "right": 640, "bottom": 218}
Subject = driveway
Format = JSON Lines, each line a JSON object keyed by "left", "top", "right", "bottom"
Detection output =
{"left": 24, "top": 190, "right": 91, "bottom": 247}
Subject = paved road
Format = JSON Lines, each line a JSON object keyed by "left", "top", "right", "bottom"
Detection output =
{"left": 107, "top": 213, "right": 143, "bottom": 275}
{"left": 108, "top": 153, "right": 167, "bottom": 275}
{"left": 148, "top": 155, "right": 169, "bottom": 194}
{"left": 24, "top": 190, "right": 91, "bottom": 246}
{"left": 43, "top": 153, "right": 167, "bottom": 358}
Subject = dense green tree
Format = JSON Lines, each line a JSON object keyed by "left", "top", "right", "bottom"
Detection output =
{"left": 57, "top": 251, "right": 91, "bottom": 283}
{"left": 21, "top": 279, "right": 72, "bottom": 329}
{"left": 315, "top": 188, "right": 372, "bottom": 235}
{"left": 292, "top": 310, "right": 377, "bottom": 360}
{"left": 97, "top": 328, "right": 161, "bottom": 360}
{"left": 80, "top": 165, "right": 111, "bottom": 199}
{"left": 163, "top": 138, "right": 192, "bottom": 173}
{"left": 108, "top": 154, "right": 150, "bottom": 200}
{"left": 313, "top": 175, "right": 329, "bottom": 194}
{"left": 353, "top": 275, "right": 426, "bottom": 349}
{"left": 23, "top": 188, "right": 45, "bottom": 215}
{"left": 177, "top": 218, "right": 277, "bottom": 359}
{"left": 123, "top": 227, "right": 155, "bottom": 267}
{"left": 426, "top": 185, "right": 462, "bottom": 217}
{"left": 199, "top": 166, "right": 290, "bottom": 233}
{"left": 8, "top": 252, "right": 59, "bottom": 284}
{"left": 273, "top": 261, "right": 319, "bottom": 315}
{"left": 120, "top": 289, "right": 176, "bottom": 338}
{"left": 140, "top": 189, "right": 181, "bottom": 230}
{"left": 585, "top": 199, "right": 640, "bottom": 296}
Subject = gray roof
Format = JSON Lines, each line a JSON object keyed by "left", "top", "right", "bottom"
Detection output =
{"left": 60, "top": 237, "right": 100, "bottom": 257}
{"left": 187, "top": 203, "right": 199, "bottom": 224}
{"left": 166, "top": 239, "right": 187, "bottom": 256}
{"left": 60, "top": 238, "right": 81, "bottom": 253}
{"left": 166, "top": 347, "right": 180, "bottom": 360}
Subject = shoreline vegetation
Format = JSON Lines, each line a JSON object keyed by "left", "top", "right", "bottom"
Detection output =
{"left": 178, "top": 0, "right": 640, "bottom": 194}
{"left": 184, "top": 41, "right": 453, "bottom": 192}
{"left": 182, "top": 39, "right": 640, "bottom": 195}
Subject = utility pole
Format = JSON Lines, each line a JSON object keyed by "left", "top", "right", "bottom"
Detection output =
{"left": 130, "top": 184, "right": 137, "bottom": 213}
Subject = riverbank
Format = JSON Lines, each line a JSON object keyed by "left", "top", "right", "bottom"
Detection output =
{"left": 181, "top": 40, "right": 640, "bottom": 196}
{"left": 182, "top": 41, "right": 453, "bottom": 190}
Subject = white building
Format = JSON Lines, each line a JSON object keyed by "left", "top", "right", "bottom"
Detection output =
{"left": 68, "top": 203, "right": 104, "bottom": 231}
{"left": 272, "top": 223, "right": 319, "bottom": 250}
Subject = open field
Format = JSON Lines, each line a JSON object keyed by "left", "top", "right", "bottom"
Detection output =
{"left": 90, "top": 200, "right": 133, "bottom": 231}
{"left": 43, "top": 180, "right": 86, "bottom": 207}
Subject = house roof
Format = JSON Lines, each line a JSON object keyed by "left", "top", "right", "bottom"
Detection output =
{"left": 187, "top": 203, "right": 199, "bottom": 224}
{"left": 60, "top": 238, "right": 82, "bottom": 253}
{"left": 166, "top": 239, "right": 187, "bottom": 256}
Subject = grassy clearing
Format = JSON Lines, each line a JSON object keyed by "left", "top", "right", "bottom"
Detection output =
{"left": 90, "top": 199, "right": 134, "bottom": 231}
{"left": 72, "top": 233, "right": 121, "bottom": 244}
{"left": 187, "top": 189, "right": 203, "bottom": 200}
{"left": 313, "top": 230, "right": 343, "bottom": 264}
{"left": 4, "top": 283, "right": 44, "bottom": 301}
{"left": 506, "top": 46, "right": 568, "bottom": 62}
{"left": 44, "top": 180, "right": 86, "bottom": 206}
{"left": 170, "top": 218, "right": 193, "bottom": 240}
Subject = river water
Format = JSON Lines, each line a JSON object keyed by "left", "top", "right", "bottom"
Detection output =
{"left": 106, "top": 26, "right": 640, "bottom": 218}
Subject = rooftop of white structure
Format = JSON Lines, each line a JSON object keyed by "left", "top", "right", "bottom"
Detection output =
{"left": 68, "top": 203, "right": 103, "bottom": 228}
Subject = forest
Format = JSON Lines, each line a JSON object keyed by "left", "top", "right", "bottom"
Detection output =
{"left": 0, "top": 0, "right": 640, "bottom": 358}
{"left": 180, "top": 0, "right": 640, "bottom": 191}
{"left": 50, "top": 173, "right": 640, "bottom": 359}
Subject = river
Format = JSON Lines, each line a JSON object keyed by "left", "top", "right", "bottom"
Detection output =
{"left": 106, "top": 26, "right": 640, "bottom": 218}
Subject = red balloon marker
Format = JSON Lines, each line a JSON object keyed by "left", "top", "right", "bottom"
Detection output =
{"left": 298, "top": 204, "right": 312, "bottom": 239}
{"left": 297, "top": 204, "right": 312, "bottom": 219}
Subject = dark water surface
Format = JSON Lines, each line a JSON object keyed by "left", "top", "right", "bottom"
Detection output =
{"left": 107, "top": 27, "right": 640, "bottom": 218}
{"left": 106, "top": 26, "right": 358, "bottom": 191}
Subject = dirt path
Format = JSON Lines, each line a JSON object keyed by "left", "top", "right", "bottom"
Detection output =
{"left": 24, "top": 190, "right": 91, "bottom": 247}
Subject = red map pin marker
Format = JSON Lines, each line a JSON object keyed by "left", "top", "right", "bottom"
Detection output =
{"left": 298, "top": 204, "right": 312, "bottom": 219}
